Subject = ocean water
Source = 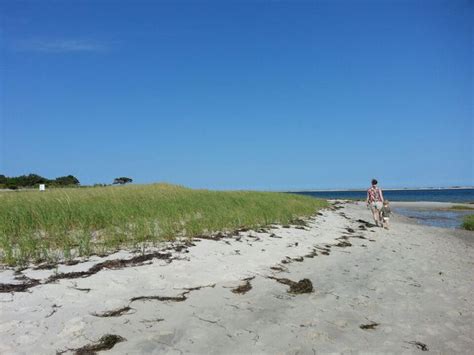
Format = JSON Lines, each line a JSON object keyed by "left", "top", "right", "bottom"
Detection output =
{"left": 390, "top": 207, "right": 472, "bottom": 229}
{"left": 291, "top": 188, "right": 474, "bottom": 203}
{"left": 292, "top": 188, "right": 474, "bottom": 229}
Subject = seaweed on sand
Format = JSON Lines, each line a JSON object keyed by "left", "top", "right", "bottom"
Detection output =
{"left": 407, "top": 341, "right": 429, "bottom": 351}
{"left": 357, "top": 219, "right": 377, "bottom": 228}
{"left": 360, "top": 322, "right": 379, "bottom": 330}
{"left": 334, "top": 241, "right": 352, "bottom": 248}
{"left": 47, "top": 251, "right": 172, "bottom": 282}
{"left": 92, "top": 306, "right": 133, "bottom": 318}
{"left": 269, "top": 276, "right": 314, "bottom": 294}
{"left": 0, "top": 279, "right": 40, "bottom": 293}
{"left": 231, "top": 277, "right": 255, "bottom": 295}
{"left": 74, "top": 334, "right": 125, "bottom": 354}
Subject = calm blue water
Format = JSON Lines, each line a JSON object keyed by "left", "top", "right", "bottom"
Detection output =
{"left": 390, "top": 207, "right": 472, "bottom": 229}
{"left": 291, "top": 188, "right": 474, "bottom": 229}
{"left": 291, "top": 188, "right": 474, "bottom": 203}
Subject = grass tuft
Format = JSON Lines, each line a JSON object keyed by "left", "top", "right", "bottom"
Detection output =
{"left": 450, "top": 205, "right": 474, "bottom": 210}
{"left": 0, "top": 184, "right": 327, "bottom": 265}
{"left": 462, "top": 215, "right": 474, "bottom": 231}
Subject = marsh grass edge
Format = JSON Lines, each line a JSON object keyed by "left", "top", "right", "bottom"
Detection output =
{"left": 0, "top": 184, "right": 327, "bottom": 265}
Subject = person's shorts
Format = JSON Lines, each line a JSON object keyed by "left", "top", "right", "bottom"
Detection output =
{"left": 371, "top": 202, "right": 383, "bottom": 210}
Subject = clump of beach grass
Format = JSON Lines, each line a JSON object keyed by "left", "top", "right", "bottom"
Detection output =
{"left": 450, "top": 205, "right": 474, "bottom": 210}
{"left": 462, "top": 215, "right": 474, "bottom": 231}
{"left": 0, "top": 184, "right": 327, "bottom": 265}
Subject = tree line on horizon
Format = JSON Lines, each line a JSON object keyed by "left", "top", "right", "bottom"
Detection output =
{"left": 0, "top": 174, "right": 133, "bottom": 190}
{"left": 0, "top": 174, "right": 80, "bottom": 190}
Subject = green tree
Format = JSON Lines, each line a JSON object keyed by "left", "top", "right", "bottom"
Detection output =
{"left": 54, "top": 175, "right": 80, "bottom": 186}
{"left": 14, "top": 174, "right": 48, "bottom": 187}
{"left": 113, "top": 177, "right": 133, "bottom": 185}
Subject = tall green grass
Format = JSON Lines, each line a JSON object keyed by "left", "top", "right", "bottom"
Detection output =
{"left": 0, "top": 184, "right": 327, "bottom": 265}
{"left": 462, "top": 215, "right": 474, "bottom": 231}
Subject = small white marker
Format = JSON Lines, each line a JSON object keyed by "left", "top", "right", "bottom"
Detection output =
{"left": 39, "top": 184, "right": 46, "bottom": 192}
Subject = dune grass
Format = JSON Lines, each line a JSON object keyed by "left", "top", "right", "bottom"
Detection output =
{"left": 0, "top": 184, "right": 327, "bottom": 265}
{"left": 462, "top": 215, "right": 474, "bottom": 231}
{"left": 450, "top": 205, "right": 474, "bottom": 210}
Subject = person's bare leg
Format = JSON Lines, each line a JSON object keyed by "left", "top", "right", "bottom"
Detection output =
{"left": 371, "top": 207, "right": 380, "bottom": 226}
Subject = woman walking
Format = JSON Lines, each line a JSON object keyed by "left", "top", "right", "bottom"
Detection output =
{"left": 366, "top": 179, "right": 384, "bottom": 226}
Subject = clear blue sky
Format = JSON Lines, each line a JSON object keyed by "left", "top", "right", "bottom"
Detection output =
{"left": 1, "top": 0, "right": 472, "bottom": 190}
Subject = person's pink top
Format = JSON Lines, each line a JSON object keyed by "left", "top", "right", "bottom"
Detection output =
{"left": 367, "top": 186, "right": 383, "bottom": 203}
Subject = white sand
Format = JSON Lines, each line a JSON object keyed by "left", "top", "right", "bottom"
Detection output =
{"left": 0, "top": 201, "right": 473, "bottom": 354}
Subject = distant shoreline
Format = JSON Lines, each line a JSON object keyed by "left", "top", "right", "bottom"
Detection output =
{"left": 287, "top": 187, "right": 474, "bottom": 192}
{"left": 289, "top": 188, "right": 474, "bottom": 205}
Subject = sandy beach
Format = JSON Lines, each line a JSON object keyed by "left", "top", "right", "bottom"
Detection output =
{"left": 1, "top": 201, "right": 473, "bottom": 354}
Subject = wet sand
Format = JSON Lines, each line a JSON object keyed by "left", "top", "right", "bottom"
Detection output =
{"left": 0, "top": 201, "right": 473, "bottom": 354}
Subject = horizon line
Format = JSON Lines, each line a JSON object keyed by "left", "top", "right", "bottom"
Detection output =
{"left": 282, "top": 186, "right": 474, "bottom": 192}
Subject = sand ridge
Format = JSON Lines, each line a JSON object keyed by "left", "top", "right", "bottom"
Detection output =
{"left": 0, "top": 201, "right": 473, "bottom": 354}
